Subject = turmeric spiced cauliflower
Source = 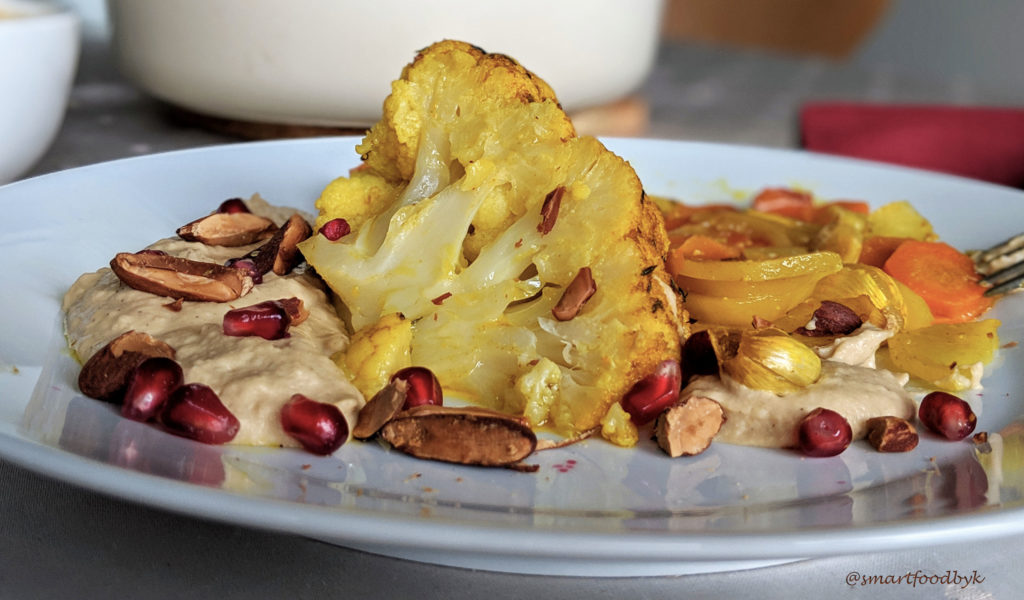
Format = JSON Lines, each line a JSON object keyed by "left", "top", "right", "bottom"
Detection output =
{"left": 299, "top": 40, "right": 686, "bottom": 445}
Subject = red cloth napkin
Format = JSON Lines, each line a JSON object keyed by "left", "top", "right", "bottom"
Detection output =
{"left": 800, "top": 103, "right": 1024, "bottom": 187}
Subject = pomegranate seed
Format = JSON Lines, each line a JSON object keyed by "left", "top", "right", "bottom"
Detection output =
{"left": 223, "top": 300, "right": 292, "bottom": 340}
{"left": 919, "top": 391, "right": 977, "bottom": 441}
{"left": 224, "top": 257, "right": 263, "bottom": 284}
{"left": 161, "top": 383, "right": 240, "bottom": 444}
{"left": 680, "top": 329, "right": 719, "bottom": 381}
{"left": 797, "top": 407, "right": 852, "bottom": 457}
{"left": 121, "top": 357, "right": 183, "bottom": 422}
{"left": 319, "top": 218, "right": 351, "bottom": 241}
{"left": 217, "top": 198, "right": 250, "bottom": 214}
{"left": 280, "top": 394, "right": 349, "bottom": 455}
{"left": 620, "top": 359, "right": 682, "bottom": 425}
{"left": 390, "top": 366, "right": 444, "bottom": 409}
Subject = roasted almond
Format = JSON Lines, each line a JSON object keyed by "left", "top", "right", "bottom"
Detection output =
{"left": 352, "top": 382, "right": 407, "bottom": 440}
{"left": 78, "top": 331, "right": 176, "bottom": 402}
{"left": 177, "top": 210, "right": 278, "bottom": 246}
{"left": 380, "top": 405, "right": 537, "bottom": 466}
{"left": 177, "top": 212, "right": 277, "bottom": 247}
{"left": 865, "top": 415, "right": 919, "bottom": 452}
{"left": 796, "top": 300, "right": 863, "bottom": 337}
{"left": 244, "top": 213, "right": 313, "bottom": 277}
{"left": 537, "top": 185, "right": 565, "bottom": 235}
{"left": 279, "top": 297, "right": 309, "bottom": 326}
{"left": 552, "top": 266, "right": 596, "bottom": 321}
{"left": 110, "top": 251, "right": 254, "bottom": 302}
{"left": 654, "top": 395, "right": 726, "bottom": 457}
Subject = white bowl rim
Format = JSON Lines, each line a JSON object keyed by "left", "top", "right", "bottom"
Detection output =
{"left": 0, "top": 0, "right": 77, "bottom": 22}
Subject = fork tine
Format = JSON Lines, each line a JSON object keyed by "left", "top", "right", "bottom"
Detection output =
{"left": 982, "top": 260, "right": 1024, "bottom": 296}
{"left": 973, "top": 232, "right": 1024, "bottom": 276}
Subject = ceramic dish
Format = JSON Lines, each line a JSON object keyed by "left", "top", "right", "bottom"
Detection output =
{"left": 107, "top": 0, "right": 663, "bottom": 127}
{"left": 0, "top": 0, "right": 79, "bottom": 183}
{"left": 2, "top": 138, "right": 1023, "bottom": 577}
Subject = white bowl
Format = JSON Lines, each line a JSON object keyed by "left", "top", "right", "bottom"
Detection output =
{"left": 0, "top": 0, "right": 79, "bottom": 183}
{"left": 107, "top": 0, "right": 664, "bottom": 128}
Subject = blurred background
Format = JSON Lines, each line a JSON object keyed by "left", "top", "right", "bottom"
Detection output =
{"left": 17, "top": 0, "right": 1024, "bottom": 184}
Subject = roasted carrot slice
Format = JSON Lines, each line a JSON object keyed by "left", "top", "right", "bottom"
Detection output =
{"left": 858, "top": 235, "right": 910, "bottom": 268}
{"left": 883, "top": 240, "right": 994, "bottom": 323}
{"left": 825, "top": 200, "right": 870, "bottom": 215}
{"left": 666, "top": 235, "right": 742, "bottom": 276}
{"left": 751, "top": 188, "right": 815, "bottom": 221}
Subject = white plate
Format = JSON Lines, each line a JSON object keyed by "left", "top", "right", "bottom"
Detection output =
{"left": 2, "top": 137, "right": 1023, "bottom": 577}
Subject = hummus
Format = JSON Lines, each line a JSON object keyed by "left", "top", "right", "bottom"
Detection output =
{"left": 62, "top": 198, "right": 364, "bottom": 448}
{"left": 684, "top": 326, "right": 915, "bottom": 448}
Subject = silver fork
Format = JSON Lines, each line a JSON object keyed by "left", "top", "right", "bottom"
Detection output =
{"left": 971, "top": 233, "right": 1024, "bottom": 296}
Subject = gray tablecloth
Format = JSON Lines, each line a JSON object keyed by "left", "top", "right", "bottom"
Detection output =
{"left": 4, "top": 38, "right": 1021, "bottom": 599}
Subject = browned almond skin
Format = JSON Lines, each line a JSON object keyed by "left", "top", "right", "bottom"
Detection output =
{"left": 654, "top": 395, "right": 725, "bottom": 458}
{"left": 796, "top": 300, "right": 863, "bottom": 337}
{"left": 245, "top": 214, "right": 313, "bottom": 276}
{"left": 279, "top": 297, "right": 309, "bottom": 326}
{"left": 537, "top": 186, "right": 565, "bottom": 235}
{"left": 177, "top": 212, "right": 277, "bottom": 247}
{"left": 551, "top": 266, "right": 596, "bottom": 321}
{"left": 380, "top": 406, "right": 537, "bottom": 466}
{"left": 865, "top": 416, "right": 919, "bottom": 453}
{"left": 78, "top": 331, "right": 176, "bottom": 402}
{"left": 352, "top": 382, "right": 407, "bottom": 440}
{"left": 110, "top": 252, "right": 254, "bottom": 302}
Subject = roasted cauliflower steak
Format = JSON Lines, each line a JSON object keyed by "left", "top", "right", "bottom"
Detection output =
{"left": 299, "top": 40, "right": 685, "bottom": 443}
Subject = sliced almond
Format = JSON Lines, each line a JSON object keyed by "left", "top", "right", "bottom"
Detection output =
{"left": 246, "top": 214, "right": 313, "bottom": 276}
{"left": 177, "top": 212, "right": 277, "bottom": 247}
{"left": 654, "top": 395, "right": 725, "bottom": 457}
{"left": 352, "top": 382, "right": 407, "bottom": 440}
{"left": 552, "top": 266, "right": 596, "bottom": 321}
{"left": 78, "top": 331, "right": 176, "bottom": 401}
{"left": 380, "top": 405, "right": 537, "bottom": 466}
{"left": 110, "top": 251, "right": 254, "bottom": 302}
{"left": 537, "top": 185, "right": 565, "bottom": 235}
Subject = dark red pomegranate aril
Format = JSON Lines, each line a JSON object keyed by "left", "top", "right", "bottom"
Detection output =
{"left": 390, "top": 366, "right": 443, "bottom": 409}
{"left": 121, "top": 357, "right": 184, "bottom": 422}
{"left": 319, "top": 218, "right": 351, "bottom": 241}
{"left": 224, "top": 257, "right": 263, "bottom": 284}
{"left": 161, "top": 383, "right": 240, "bottom": 444}
{"left": 217, "top": 198, "right": 250, "bottom": 214}
{"left": 223, "top": 300, "right": 291, "bottom": 340}
{"left": 620, "top": 359, "right": 682, "bottom": 425}
{"left": 280, "top": 394, "right": 349, "bottom": 455}
{"left": 797, "top": 407, "right": 852, "bottom": 457}
{"left": 919, "top": 391, "right": 977, "bottom": 441}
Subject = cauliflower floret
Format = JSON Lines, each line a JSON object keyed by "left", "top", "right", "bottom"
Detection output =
{"left": 600, "top": 403, "right": 640, "bottom": 448}
{"left": 314, "top": 170, "right": 401, "bottom": 232}
{"left": 299, "top": 40, "right": 686, "bottom": 441}
{"left": 514, "top": 357, "right": 561, "bottom": 428}
{"left": 339, "top": 312, "right": 412, "bottom": 397}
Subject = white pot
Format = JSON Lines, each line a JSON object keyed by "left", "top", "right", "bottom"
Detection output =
{"left": 107, "top": 0, "right": 664, "bottom": 128}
